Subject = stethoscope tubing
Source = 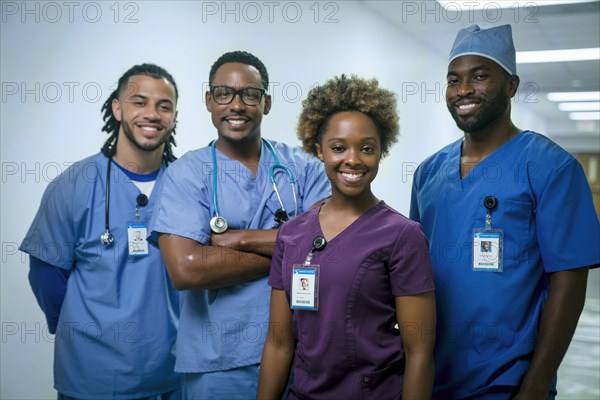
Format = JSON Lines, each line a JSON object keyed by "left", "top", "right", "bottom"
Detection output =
{"left": 100, "top": 156, "right": 115, "bottom": 246}
{"left": 210, "top": 139, "right": 298, "bottom": 232}
{"left": 100, "top": 156, "right": 151, "bottom": 246}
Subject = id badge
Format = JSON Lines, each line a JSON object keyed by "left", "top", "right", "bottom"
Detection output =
{"left": 472, "top": 229, "right": 503, "bottom": 272}
{"left": 128, "top": 223, "right": 149, "bottom": 257}
{"left": 291, "top": 264, "right": 319, "bottom": 311}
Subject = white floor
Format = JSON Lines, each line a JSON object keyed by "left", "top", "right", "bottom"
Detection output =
{"left": 556, "top": 268, "right": 600, "bottom": 399}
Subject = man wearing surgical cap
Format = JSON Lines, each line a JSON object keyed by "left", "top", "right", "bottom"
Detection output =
{"left": 410, "top": 24, "right": 599, "bottom": 399}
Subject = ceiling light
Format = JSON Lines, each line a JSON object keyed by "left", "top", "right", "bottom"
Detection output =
{"left": 558, "top": 102, "right": 600, "bottom": 111}
{"left": 516, "top": 48, "right": 599, "bottom": 63}
{"left": 569, "top": 112, "right": 600, "bottom": 120}
{"left": 547, "top": 92, "right": 600, "bottom": 102}
{"left": 437, "top": 0, "right": 598, "bottom": 10}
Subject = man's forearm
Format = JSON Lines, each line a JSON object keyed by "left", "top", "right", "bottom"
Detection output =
{"left": 210, "top": 229, "right": 278, "bottom": 256}
{"left": 516, "top": 267, "right": 589, "bottom": 398}
{"left": 159, "top": 234, "right": 272, "bottom": 290}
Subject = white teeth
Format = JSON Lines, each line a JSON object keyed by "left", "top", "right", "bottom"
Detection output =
{"left": 228, "top": 119, "right": 245, "bottom": 126}
{"left": 341, "top": 172, "right": 363, "bottom": 180}
{"left": 141, "top": 126, "right": 158, "bottom": 131}
{"left": 458, "top": 103, "right": 476, "bottom": 110}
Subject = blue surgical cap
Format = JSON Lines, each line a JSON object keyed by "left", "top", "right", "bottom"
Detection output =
{"left": 449, "top": 24, "right": 516, "bottom": 76}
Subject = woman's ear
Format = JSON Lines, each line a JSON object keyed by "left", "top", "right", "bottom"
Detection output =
{"left": 315, "top": 143, "right": 323, "bottom": 161}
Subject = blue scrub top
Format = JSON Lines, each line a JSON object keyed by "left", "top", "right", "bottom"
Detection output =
{"left": 150, "top": 139, "right": 330, "bottom": 373}
{"left": 20, "top": 152, "right": 180, "bottom": 399}
{"left": 410, "top": 131, "right": 600, "bottom": 399}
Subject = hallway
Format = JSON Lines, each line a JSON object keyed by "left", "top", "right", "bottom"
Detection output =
{"left": 557, "top": 268, "right": 600, "bottom": 399}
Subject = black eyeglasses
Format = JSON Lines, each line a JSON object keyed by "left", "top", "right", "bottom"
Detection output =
{"left": 209, "top": 86, "right": 266, "bottom": 106}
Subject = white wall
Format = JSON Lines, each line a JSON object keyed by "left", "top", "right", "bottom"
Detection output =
{"left": 1, "top": 1, "right": 548, "bottom": 398}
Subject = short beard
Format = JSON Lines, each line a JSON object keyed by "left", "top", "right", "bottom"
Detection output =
{"left": 447, "top": 89, "right": 510, "bottom": 133}
{"left": 121, "top": 120, "right": 170, "bottom": 152}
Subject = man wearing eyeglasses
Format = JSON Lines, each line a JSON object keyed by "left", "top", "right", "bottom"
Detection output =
{"left": 150, "top": 51, "right": 330, "bottom": 399}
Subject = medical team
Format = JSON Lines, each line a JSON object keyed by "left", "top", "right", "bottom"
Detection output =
{"left": 21, "top": 24, "right": 599, "bottom": 400}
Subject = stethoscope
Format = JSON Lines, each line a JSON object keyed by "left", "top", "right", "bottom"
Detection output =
{"left": 100, "top": 156, "right": 149, "bottom": 247}
{"left": 210, "top": 139, "right": 298, "bottom": 234}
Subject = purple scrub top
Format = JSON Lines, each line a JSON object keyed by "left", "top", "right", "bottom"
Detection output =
{"left": 269, "top": 201, "right": 435, "bottom": 399}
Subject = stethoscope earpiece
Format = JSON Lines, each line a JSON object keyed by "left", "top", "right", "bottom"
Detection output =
{"left": 210, "top": 215, "right": 229, "bottom": 234}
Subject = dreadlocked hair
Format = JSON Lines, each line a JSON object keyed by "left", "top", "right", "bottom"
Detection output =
{"left": 101, "top": 63, "right": 179, "bottom": 163}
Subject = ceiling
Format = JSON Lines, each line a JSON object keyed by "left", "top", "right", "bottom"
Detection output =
{"left": 360, "top": 0, "right": 600, "bottom": 148}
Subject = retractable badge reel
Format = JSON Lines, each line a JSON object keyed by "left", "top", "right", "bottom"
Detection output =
{"left": 128, "top": 194, "right": 150, "bottom": 257}
{"left": 472, "top": 196, "right": 504, "bottom": 272}
{"left": 291, "top": 236, "right": 326, "bottom": 311}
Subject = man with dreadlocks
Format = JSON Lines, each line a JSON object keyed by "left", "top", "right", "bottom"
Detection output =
{"left": 150, "top": 51, "right": 330, "bottom": 398}
{"left": 20, "top": 64, "right": 181, "bottom": 399}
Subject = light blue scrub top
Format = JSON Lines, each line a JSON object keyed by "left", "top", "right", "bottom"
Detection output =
{"left": 410, "top": 131, "right": 600, "bottom": 399}
{"left": 20, "top": 152, "right": 180, "bottom": 399}
{"left": 150, "top": 139, "right": 330, "bottom": 373}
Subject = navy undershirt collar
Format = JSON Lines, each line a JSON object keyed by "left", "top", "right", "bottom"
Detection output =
{"left": 111, "top": 160, "right": 159, "bottom": 182}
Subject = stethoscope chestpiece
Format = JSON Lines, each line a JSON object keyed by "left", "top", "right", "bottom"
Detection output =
{"left": 210, "top": 215, "right": 228, "bottom": 234}
{"left": 274, "top": 208, "right": 289, "bottom": 224}
{"left": 100, "top": 230, "right": 115, "bottom": 247}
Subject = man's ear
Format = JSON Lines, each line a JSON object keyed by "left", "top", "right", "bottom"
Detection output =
{"left": 205, "top": 91, "right": 212, "bottom": 112}
{"left": 263, "top": 94, "right": 272, "bottom": 116}
{"left": 112, "top": 98, "right": 122, "bottom": 122}
{"left": 507, "top": 75, "right": 520, "bottom": 99}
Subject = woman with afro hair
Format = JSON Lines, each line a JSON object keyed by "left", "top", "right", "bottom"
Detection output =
{"left": 258, "top": 75, "right": 437, "bottom": 399}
